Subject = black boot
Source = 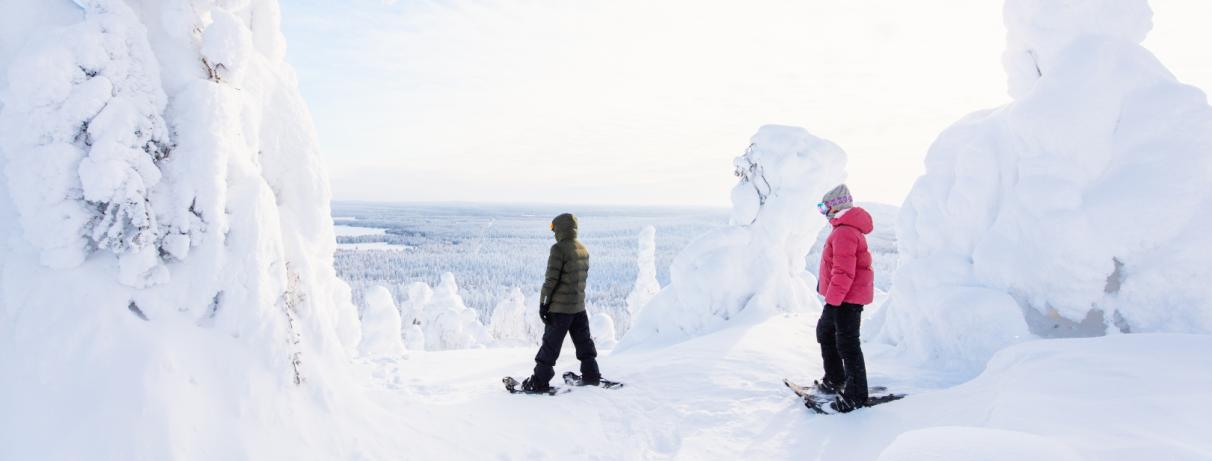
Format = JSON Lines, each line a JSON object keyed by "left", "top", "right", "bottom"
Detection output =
{"left": 521, "top": 376, "right": 550, "bottom": 393}
{"left": 814, "top": 378, "right": 844, "bottom": 395}
{"left": 829, "top": 394, "right": 864, "bottom": 413}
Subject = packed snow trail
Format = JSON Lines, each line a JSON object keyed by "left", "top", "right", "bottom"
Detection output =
{"left": 352, "top": 313, "right": 1212, "bottom": 460}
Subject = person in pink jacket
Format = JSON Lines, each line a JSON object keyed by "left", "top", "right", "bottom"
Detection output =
{"left": 815, "top": 184, "right": 875, "bottom": 412}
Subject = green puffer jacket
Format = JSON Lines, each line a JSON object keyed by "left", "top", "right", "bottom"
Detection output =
{"left": 540, "top": 213, "right": 590, "bottom": 314}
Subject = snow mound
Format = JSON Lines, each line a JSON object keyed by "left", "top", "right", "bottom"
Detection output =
{"left": 895, "top": 333, "right": 1212, "bottom": 461}
{"left": 620, "top": 125, "right": 846, "bottom": 349}
{"left": 360, "top": 285, "right": 406, "bottom": 357}
{"left": 591, "top": 311, "right": 618, "bottom": 349}
{"left": 876, "top": 0, "right": 1212, "bottom": 371}
{"left": 877, "top": 427, "right": 1086, "bottom": 461}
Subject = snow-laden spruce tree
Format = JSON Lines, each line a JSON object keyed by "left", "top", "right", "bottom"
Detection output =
{"left": 872, "top": 0, "right": 1212, "bottom": 371}
{"left": 619, "top": 125, "right": 847, "bottom": 349}
{"left": 0, "top": 1, "right": 363, "bottom": 458}
{"left": 420, "top": 272, "right": 492, "bottom": 350}
{"left": 488, "top": 287, "right": 541, "bottom": 346}
{"left": 399, "top": 281, "right": 430, "bottom": 350}
{"left": 620, "top": 225, "right": 660, "bottom": 335}
{"left": 360, "top": 285, "right": 406, "bottom": 358}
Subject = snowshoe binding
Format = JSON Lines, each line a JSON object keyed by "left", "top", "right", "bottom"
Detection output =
{"left": 563, "top": 371, "right": 624, "bottom": 389}
{"left": 502, "top": 376, "right": 568, "bottom": 396}
{"left": 784, "top": 378, "right": 904, "bottom": 414}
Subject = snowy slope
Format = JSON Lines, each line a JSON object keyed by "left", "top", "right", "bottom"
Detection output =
{"left": 357, "top": 316, "right": 1212, "bottom": 460}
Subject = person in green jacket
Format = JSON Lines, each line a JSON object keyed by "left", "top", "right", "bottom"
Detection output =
{"left": 522, "top": 213, "right": 601, "bottom": 391}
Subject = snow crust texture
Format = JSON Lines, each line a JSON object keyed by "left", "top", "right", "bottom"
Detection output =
{"left": 875, "top": 0, "right": 1212, "bottom": 370}
{"left": 0, "top": 1, "right": 365, "bottom": 459}
{"left": 620, "top": 125, "right": 846, "bottom": 348}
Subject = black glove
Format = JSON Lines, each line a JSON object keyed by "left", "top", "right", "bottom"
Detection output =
{"left": 539, "top": 303, "right": 551, "bottom": 325}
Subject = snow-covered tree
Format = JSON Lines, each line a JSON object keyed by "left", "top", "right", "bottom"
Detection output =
{"left": 0, "top": 1, "right": 364, "bottom": 458}
{"left": 621, "top": 225, "right": 660, "bottom": 335}
{"left": 873, "top": 0, "right": 1212, "bottom": 371}
{"left": 359, "top": 285, "right": 406, "bottom": 357}
{"left": 489, "top": 287, "right": 540, "bottom": 345}
{"left": 620, "top": 125, "right": 847, "bottom": 349}
{"left": 591, "top": 312, "right": 618, "bottom": 349}
{"left": 0, "top": 0, "right": 176, "bottom": 287}
{"left": 421, "top": 272, "right": 491, "bottom": 350}
{"left": 399, "top": 281, "right": 431, "bottom": 350}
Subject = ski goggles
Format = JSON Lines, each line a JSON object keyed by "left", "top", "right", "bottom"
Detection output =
{"left": 817, "top": 195, "right": 852, "bottom": 215}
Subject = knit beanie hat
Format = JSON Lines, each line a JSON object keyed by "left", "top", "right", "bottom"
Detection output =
{"left": 821, "top": 184, "right": 853, "bottom": 218}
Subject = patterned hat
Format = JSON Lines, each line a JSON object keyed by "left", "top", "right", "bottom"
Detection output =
{"left": 821, "top": 184, "right": 853, "bottom": 218}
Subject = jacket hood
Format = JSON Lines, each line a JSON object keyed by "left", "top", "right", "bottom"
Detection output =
{"left": 552, "top": 213, "right": 578, "bottom": 241}
{"left": 830, "top": 206, "right": 873, "bottom": 234}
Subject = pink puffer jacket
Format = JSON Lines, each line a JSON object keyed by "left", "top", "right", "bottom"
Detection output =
{"left": 817, "top": 207, "right": 875, "bottom": 306}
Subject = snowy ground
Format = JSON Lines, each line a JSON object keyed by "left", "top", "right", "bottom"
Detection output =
{"left": 353, "top": 314, "right": 1212, "bottom": 460}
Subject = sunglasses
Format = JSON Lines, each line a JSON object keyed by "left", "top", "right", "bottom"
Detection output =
{"left": 817, "top": 202, "right": 831, "bottom": 215}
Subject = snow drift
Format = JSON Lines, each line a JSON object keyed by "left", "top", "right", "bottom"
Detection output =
{"left": 874, "top": 0, "right": 1212, "bottom": 370}
{"left": 0, "top": 0, "right": 365, "bottom": 458}
{"left": 620, "top": 125, "right": 847, "bottom": 349}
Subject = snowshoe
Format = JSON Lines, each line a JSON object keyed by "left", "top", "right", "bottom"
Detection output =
{"left": 502, "top": 376, "right": 569, "bottom": 396}
{"left": 783, "top": 378, "right": 886, "bottom": 400}
{"left": 784, "top": 378, "right": 904, "bottom": 415}
{"left": 563, "top": 371, "right": 624, "bottom": 389}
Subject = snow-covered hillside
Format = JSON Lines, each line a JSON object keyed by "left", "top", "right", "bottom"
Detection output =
{"left": 0, "top": 1, "right": 364, "bottom": 458}
{"left": 2, "top": 0, "right": 1209, "bottom": 460}
{"left": 357, "top": 313, "right": 1212, "bottom": 460}
{"left": 872, "top": 0, "right": 1212, "bottom": 371}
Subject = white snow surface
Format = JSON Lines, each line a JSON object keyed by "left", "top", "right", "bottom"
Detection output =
{"left": 333, "top": 225, "right": 387, "bottom": 237}
{"left": 3, "top": 1, "right": 1210, "bottom": 460}
{"left": 620, "top": 125, "right": 846, "bottom": 349}
{"left": 358, "top": 316, "right": 1212, "bottom": 460}
{"left": 359, "top": 285, "right": 406, "bottom": 358}
{"left": 874, "top": 0, "right": 1212, "bottom": 372}
{"left": 0, "top": 1, "right": 365, "bottom": 459}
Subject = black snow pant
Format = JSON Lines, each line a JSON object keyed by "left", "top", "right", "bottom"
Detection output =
{"left": 533, "top": 311, "right": 600, "bottom": 387}
{"left": 817, "top": 303, "right": 868, "bottom": 405}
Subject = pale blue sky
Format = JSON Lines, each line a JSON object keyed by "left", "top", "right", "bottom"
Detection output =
{"left": 281, "top": 0, "right": 1212, "bottom": 207}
